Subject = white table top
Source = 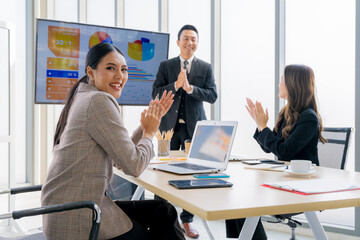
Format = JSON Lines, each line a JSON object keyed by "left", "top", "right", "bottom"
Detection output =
{"left": 114, "top": 157, "right": 360, "bottom": 221}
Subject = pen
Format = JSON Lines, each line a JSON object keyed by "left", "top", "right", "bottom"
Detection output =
{"left": 270, "top": 165, "right": 286, "bottom": 169}
{"left": 274, "top": 184, "right": 297, "bottom": 192}
{"left": 264, "top": 182, "right": 297, "bottom": 192}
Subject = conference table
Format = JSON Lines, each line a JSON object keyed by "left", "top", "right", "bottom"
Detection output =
{"left": 114, "top": 152, "right": 360, "bottom": 240}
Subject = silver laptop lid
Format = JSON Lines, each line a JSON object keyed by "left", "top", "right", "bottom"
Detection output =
{"left": 187, "top": 120, "right": 238, "bottom": 170}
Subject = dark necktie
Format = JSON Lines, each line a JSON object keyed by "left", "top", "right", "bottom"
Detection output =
{"left": 183, "top": 60, "right": 189, "bottom": 77}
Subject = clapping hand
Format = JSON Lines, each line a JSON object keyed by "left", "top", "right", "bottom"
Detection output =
{"left": 182, "top": 77, "right": 192, "bottom": 92}
{"left": 175, "top": 69, "right": 187, "bottom": 90}
{"left": 156, "top": 90, "right": 174, "bottom": 117}
{"left": 245, "top": 98, "right": 269, "bottom": 131}
{"left": 141, "top": 100, "right": 163, "bottom": 139}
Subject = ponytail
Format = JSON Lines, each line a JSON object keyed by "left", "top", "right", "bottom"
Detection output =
{"left": 53, "top": 76, "right": 88, "bottom": 146}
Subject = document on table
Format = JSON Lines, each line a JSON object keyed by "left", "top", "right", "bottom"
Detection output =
{"left": 149, "top": 156, "right": 187, "bottom": 165}
{"left": 263, "top": 179, "right": 360, "bottom": 195}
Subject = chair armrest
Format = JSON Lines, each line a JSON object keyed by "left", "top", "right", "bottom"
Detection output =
{"left": 0, "top": 201, "right": 101, "bottom": 240}
{"left": 0, "top": 185, "right": 42, "bottom": 195}
{"left": 11, "top": 185, "right": 42, "bottom": 195}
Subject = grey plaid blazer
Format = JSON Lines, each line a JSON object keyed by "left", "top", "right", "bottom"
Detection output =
{"left": 41, "top": 83, "right": 154, "bottom": 240}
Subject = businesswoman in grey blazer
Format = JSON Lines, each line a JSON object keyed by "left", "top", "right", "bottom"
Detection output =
{"left": 41, "top": 43, "right": 185, "bottom": 240}
{"left": 226, "top": 64, "right": 326, "bottom": 239}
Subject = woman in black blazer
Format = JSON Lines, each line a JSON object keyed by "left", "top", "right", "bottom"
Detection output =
{"left": 226, "top": 64, "right": 326, "bottom": 239}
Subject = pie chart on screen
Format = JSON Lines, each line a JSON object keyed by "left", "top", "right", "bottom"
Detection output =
{"left": 88, "top": 31, "right": 113, "bottom": 49}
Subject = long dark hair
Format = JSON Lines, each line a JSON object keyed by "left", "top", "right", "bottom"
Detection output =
{"left": 53, "top": 43, "right": 124, "bottom": 146}
{"left": 274, "top": 64, "right": 326, "bottom": 143}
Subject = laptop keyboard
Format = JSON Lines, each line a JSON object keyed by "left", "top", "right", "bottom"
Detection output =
{"left": 171, "top": 162, "right": 215, "bottom": 171}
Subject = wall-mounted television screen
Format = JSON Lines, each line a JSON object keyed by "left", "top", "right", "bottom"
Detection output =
{"left": 35, "top": 19, "right": 169, "bottom": 105}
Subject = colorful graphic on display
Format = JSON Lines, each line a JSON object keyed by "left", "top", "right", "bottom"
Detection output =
{"left": 47, "top": 26, "right": 80, "bottom": 100}
{"left": 36, "top": 19, "right": 169, "bottom": 105}
{"left": 128, "top": 65, "right": 153, "bottom": 81}
{"left": 47, "top": 57, "right": 79, "bottom": 70}
{"left": 88, "top": 31, "right": 113, "bottom": 49}
{"left": 128, "top": 38, "right": 154, "bottom": 61}
{"left": 48, "top": 26, "right": 80, "bottom": 58}
{"left": 46, "top": 57, "right": 79, "bottom": 100}
{"left": 119, "top": 82, "right": 152, "bottom": 103}
{"left": 45, "top": 77, "right": 77, "bottom": 100}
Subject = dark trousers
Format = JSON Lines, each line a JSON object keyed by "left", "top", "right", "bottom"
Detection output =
{"left": 156, "top": 122, "right": 194, "bottom": 223}
{"left": 109, "top": 200, "right": 185, "bottom": 240}
{"left": 225, "top": 218, "right": 267, "bottom": 239}
{"left": 154, "top": 195, "right": 194, "bottom": 223}
{"left": 170, "top": 122, "right": 190, "bottom": 150}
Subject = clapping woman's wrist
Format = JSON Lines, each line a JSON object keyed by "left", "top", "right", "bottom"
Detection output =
{"left": 257, "top": 125, "right": 266, "bottom": 132}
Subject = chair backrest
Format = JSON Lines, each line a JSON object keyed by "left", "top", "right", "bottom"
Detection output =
{"left": 318, "top": 127, "right": 353, "bottom": 169}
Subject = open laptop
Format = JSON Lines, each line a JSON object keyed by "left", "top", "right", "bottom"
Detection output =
{"left": 151, "top": 120, "right": 238, "bottom": 175}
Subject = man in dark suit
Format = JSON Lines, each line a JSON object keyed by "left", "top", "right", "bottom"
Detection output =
{"left": 152, "top": 25, "right": 218, "bottom": 239}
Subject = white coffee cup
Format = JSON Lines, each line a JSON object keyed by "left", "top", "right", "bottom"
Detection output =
{"left": 290, "top": 160, "right": 313, "bottom": 173}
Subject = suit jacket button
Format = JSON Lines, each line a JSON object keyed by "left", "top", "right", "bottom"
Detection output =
{"left": 175, "top": 110, "right": 178, "bottom": 113}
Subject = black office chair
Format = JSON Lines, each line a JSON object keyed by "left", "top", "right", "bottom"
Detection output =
{"left": 265, "top": 127, "right": 354, "bottom": 240}
{"left": 0, "top": 185, "right": 101, "bottom": 240}
{"left": 318, "top": 127, "right": 353, "bottom": 169}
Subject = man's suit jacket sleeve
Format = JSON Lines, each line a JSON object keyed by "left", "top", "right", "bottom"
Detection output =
{"left": 190, "top": 63, "right": 217, "bottom": 104}
{"left": 152, "top": 61, "right": 176, "bottom": 99}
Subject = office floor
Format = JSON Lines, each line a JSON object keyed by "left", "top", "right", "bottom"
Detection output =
{"left": 181, "top": 212, "right": 358, "bottom": 240}
{"left": 0, "top": 191, "right": 358, "bottom": 240}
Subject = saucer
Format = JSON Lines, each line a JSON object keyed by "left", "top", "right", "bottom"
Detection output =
{"left": 284, "top": 168, "right": 317, "bottom": 177}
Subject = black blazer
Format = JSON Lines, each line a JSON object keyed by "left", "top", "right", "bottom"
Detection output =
{"left": 152, "top": 56, "right": 217, "bottom": 137}
{"left": 254, "top": 108, "right": 320, "bottom": 165}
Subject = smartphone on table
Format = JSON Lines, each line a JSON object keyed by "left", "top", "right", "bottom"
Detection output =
{"left": 193, "top": 173, "right": 230, "bottom": 178}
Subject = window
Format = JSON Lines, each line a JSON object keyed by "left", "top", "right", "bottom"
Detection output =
{"left": 221, "top": 0, "right": 275, "bottom": 158}
{"left": 168, "top": 0, "right": 212, "bottom": 119}
{"left": 87, "top": 0, "right": 115, "bottom": 26}
{"left": 0, "top": 1, "right": 26, "bottom": 184}
{"left": 286, "top": 0, "right": 356, "bottom": 230}
{"left": 122, "top": 0, "right": 159, "bottom": 134}
{"left": 286, "top": 0, "right": 355, "bottom": 170}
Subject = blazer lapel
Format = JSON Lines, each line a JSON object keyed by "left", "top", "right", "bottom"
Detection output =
{"left": 173, "top": 57, "right": 181, "bottom": 82}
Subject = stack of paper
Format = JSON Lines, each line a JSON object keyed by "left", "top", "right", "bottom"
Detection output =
{"left": 263, "top": 179, "right": 360, "bottom": 195}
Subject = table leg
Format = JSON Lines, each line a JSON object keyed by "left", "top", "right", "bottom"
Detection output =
{"left": 238, "top": 216, "right": 260, "bottom": 240}
{"left": 200, "top": 218, "right": 215, "bottom": 240}
{"left": 304, "top": 211, "right": 328, "bottom": 240}
{"left": 131, "top": 186, "right": 145, "bottom": 200}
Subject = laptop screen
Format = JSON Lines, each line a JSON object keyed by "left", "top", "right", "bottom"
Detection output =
{"left": 188, "top": 124, "right": 235, "bottom": 163}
